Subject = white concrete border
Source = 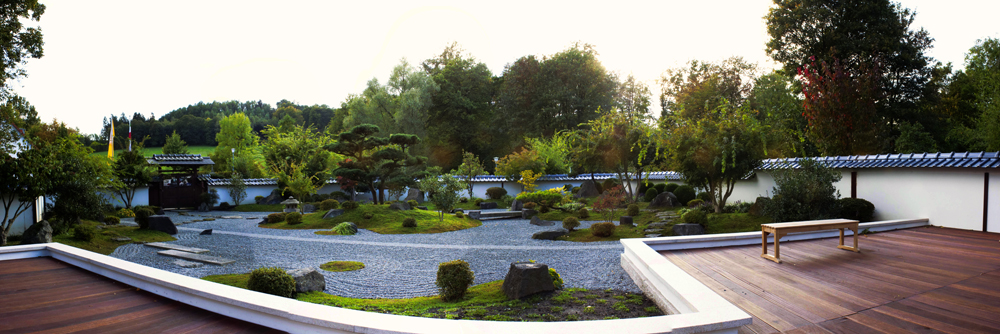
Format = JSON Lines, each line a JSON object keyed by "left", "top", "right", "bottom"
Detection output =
{"left": 1, "top": 243, "right": 732, "bottom": 334}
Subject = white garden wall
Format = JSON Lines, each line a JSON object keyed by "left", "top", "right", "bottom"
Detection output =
{"left": 3, "top": 195, "right": 42, "bottom": 236}
{"left": 855, "top": 169, "right": 991, "bottom": 231}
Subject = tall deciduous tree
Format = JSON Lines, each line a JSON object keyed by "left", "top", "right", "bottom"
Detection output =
{"left": 658, "top": 57, "right": 757, "bottom": 121}
{"left": 212, "top": 112, "right": 263, "bottom": 177}
{"left": 0, "top": 0, "right": 44, "bottom": 99}
{"left": 799, "top": 57, "right": 887, "bottom": 155}
{"left": 261, "top": 124, "right": 336, "bottom": 191}
{"left": 342, "top": 59, "right": 439, "bottom": 153}
{"left": 0, "top": 142, "right": 46, "bottom": 245}
{"left": 455, "top": 151, "right": 486, "bottom": 198}
{"left": 615, "top": 74, "right": 652, "bottom": 123}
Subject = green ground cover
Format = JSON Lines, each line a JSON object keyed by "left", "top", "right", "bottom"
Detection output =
{"left": 91, "top": 145, "right": 216, "bottom": 158}
{"left": 320, "top": 261, "right": 365, "bottom": 272}
{"left": 48, "top": 220, "right": 176, "bottom": 255}
{"left": 230, "top": 204, "right": 283, "bottom": 212}
{"left": 260, "top": 204, "right": 481, "bottom": 234}
{"left": 537, "top": 202, "right": 659, "bottom": 226}
{"left": 556, "top": 225, "right": 646, "bottom": 242}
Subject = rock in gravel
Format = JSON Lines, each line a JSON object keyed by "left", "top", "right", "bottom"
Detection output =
{"left": 531, "top": 228, "right": 568, "bottom": 240}
{"left": 529, "top": 216, "right": 555, "bottom": 226}
{"left": 174, "top": 260, "right": 203, "bottom": 268}
{"left": 388, "top": 201, "right": 410, "bottom": 211}
{"left": 672, "top": 223, "right": 705, "bottom": 236}
{"left": 200, "top": 229, "right": 213, "bottom": 235}
{"left": 20, "top": 220, "right": 53, "bottom": 244}
{"left": 286, "top": 268, "right": 326, "bottom": 293}
{"left": 509, "top": 200, "right": 523, "bottom": 211}
{"left": 323, "top": 209, "right": 344, "bottom": 219}
{"left": 502, "top": 262, "right": 555, "bottom": 299}
{"left": 147, "top": 215, "right": 178, "bottom": 235}
{"left": 521, "top": 209, "right": 538, "bottom": 219}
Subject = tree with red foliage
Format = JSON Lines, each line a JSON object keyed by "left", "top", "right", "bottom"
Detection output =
{"left": 798, "top": 57, "right": 887, "bottom": 156}
{"left": 592, "top": 185, "right": 627, "bottom": 223}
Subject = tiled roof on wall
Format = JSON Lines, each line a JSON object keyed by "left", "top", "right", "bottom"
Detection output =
{"left": 759, "top": 152, "right": 1000, "bottom": 170}
{"left": 466, "top": 172, "right": 683, "bottom": 183}
{"left": 148, "top": 154, "right": 215, "bottom": 165}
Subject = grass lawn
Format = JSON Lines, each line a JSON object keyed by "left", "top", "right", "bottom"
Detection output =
{"left": 202, "top": 275, "right": 663, "bottom": 321}
{"left": 556, "top": 225, "right": 646, "bottom": 242}
{"left": 261, "top": 204, "right": 481, "bottom": 234}
{"left": 50, "top": 220, "right": 176, "bottom": 255}
{"left": 320, "top": 261, "right": 365, "bottom": 272}
{"left": 91, "top": 145, "right": 216, "bottom": 158}
{"left": 230, "top": 204, "right": 283, "bottom": 212}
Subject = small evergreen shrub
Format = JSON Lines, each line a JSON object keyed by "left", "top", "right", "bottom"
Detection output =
{"left": 473, "top": 198, "right": 484, "bottom": 206}
{"left": 459, "top": 197, "right": 469, "bottom": 203}
{"left": 626, "top": 203, "right": 639, "bottom": 217}
{"left": 687, "top": 199, "right": 704, "bottom": 208}
{"left": 637, "top": 181, "right": 655, "bottom": 195}
{"left": 407, "top": 200, "right": 419, "bottom": 209}
{"left": 104, "top": 216, "right": 120, "bottom": 225}
{"left": 341, "top": 201, "right": 359, "bottom": 210}
{"left": 591, "top": 222, "right": 615, "bottom": 237}
{"left": 319, "top": 199, "right": 340, "bottom": 210}
{"left": 135, "top": 208, "right": 155, "bottom": 229}
{"left": 329, "top": 191, "right": 349, "bottom": 201}
{"left": 696, "top": 192, "right": 713, "bottom": 203}
{"left": 749, "top": 197, "right": 769, "bottom": 216}
{"left": 562, "top": 217, "right": 581, "bottom": 231}
{"left": 724, "top": 201, "right": 753, "bottom": 214}
{"left": 523, "top": 202, "right": 537, "bottom": 210}
{"left": 549, "top": 268, "right": 564, "bottom": 289}
{"left": 673, "top": 185, "right": 696, "bottom": 206}
{"left": 267, "top": 213, "right": 286, "bottom": 224}
{"left": 539, "top": 205, "right": 550, "bottom": 213}
{"left": 332, "top": 222, "right": 358, "bottom": 235}
{"left": 362, "top": 212, "right": 374, "bottom": 219}
{"left": 455, "top": 211, "right": 465, "bottom": 218}
{"left": 402, "top": 217, "right": 417, "bottom": 227}
{"left": 436, "top": 260, "right": 475, "bottom": 301}
{"left": 73, "top": 224, "right": 97, "bottom": 241}
{"left": 601, "top": 178, "right": 620, "bottom": 193}
{"left": 219, "top": 202, "right": 231, "bottom": 210}
{"left": 577, "top": 207, "right": 589, "bottom": 219}
{"left": 662, "top": 183, "right": 677, "bottom": 193}
{"left": 116, "top": 208, "right": 135, "bottom": 218}
{"left": 247, "top": 267, "right": 296, "bottom": 298}
{"left": 644, "top": 188, "right": 660, "bottom": 202}
{"left": 499, "top": 195, "right": 515, "bottom": 207}
{"left": 838, "top": 198, "right": 875, "bottom": 222}
{"left": 682, "top": 210, "right": 707, "bottom": 225}
{"left": 285, "top": 212, "right": 302, "bottom": 225}
{"left": 254, "top": 195, "right": 265, "bottom": 203}
{"left": 486, "top": 187, "right": 508, "bottom": 200}
{"left": 572, "top": 186, "right": 581, "bottom": 194}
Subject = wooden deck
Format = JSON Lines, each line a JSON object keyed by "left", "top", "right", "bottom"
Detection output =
{"left": 0, "top": 257, "right": 282, "bottom": 333}
{"left": 662, "top": 226, "right": 1000, "bottom": 334}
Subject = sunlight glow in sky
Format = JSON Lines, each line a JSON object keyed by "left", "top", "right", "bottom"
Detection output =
{"left": 14, "top": 0, "right": 1000, "bottom": 135}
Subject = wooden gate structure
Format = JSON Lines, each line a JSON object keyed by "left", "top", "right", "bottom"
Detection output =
{"left": 147, "top": 154, "right": 215, "bottom": 209}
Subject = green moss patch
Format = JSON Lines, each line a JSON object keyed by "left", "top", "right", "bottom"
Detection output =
{"left": 538, "top": 202, "right": 660, "bottom": 226}
{"left": 51, "top": 220, "right": 176, "bottom": 255}
{"left": 230, "top": 204, "right": 283, "bottom": 212}
{"left": 320, "top": 261, "right": 365, "bottom": 272}
{"left": 263, "top": 204, "right": 481, "bottom": 234}
{"left": 202, "top": 273, "right": 251, "bottom": 289}
{"left": 556, "top": 225, "right": 645, "bottom": 242}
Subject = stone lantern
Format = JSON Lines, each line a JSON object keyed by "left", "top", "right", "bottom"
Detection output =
{"left": 281, "top": 197, "right": 301, "bottom": 213}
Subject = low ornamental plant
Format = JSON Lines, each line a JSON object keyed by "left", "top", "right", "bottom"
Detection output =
{"left": 267, "top": 212, "right": 286, "bottom": 224}
{"left": 402, "top": 217, "right": 417, "bottom": 228}
{"left": 562, "top": 216, "right": 581, "bottom": 231}
{"left": 247, "top": 267, "right": 296, "bottom": 298}
{"left": 436, "top": 260, "right": 475, "bottom": 301}
{"left": 319, "top": 199, "right": 340, "bottom": 210}
{"left": 577, "top": 207, "right": 589, "bottom": 219}
{"left": 592, "top": 186, "right": 627, "bottom": 223}
{"left": 285, "top": 212, "right": 303, "bottom": 225}
{"left": 134, "top": 208, "right": 155, "bottom": 229}
{"left": 590, "top": 222, "right": 616, "bottom": 237}
{"left": 626, "top": 203, "right": 639, "bottom": 216}
{"left": 549, "top": 268, "right": 564, "bottom": 289}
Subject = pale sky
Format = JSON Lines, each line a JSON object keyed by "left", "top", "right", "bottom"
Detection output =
{"left": 14, "top": 0, "right": 1000, "bottom": 135}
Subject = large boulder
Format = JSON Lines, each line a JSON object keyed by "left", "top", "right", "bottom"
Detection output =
{"left": 672, "top": 223, "right": 705, "bottom": 236}
{"left": 261, "top": 189, "right": 284, "bottom": 205}
{"left": 405, "top": 188, "right": 424, "bottom": 203}
{"left": 509, "top": 200, "right": 523, "bottom": 211}
{"left": 502, "top": 262, "right": 555, "bottom": 299}
{"left": 531, "top": 228, "right": 568, "bottom": 240}
{"left": 575, "top": 180, "right": 600, "bottom": 198}
{"left": 529, "top": 216, "right": 555, "bottom": 226}
{"left": 20, "top": 220, "right": 53, "bottom": 244}
{"left": 648, "top": 192, "right": 681, "bottom": 208}
{"left": 388, "top": 201, "right": 410, "bottom": 211}
{"left": 521, "top": 209, "right": 538, "bottom": 219}
{"left": 147, "top": 215, "right": 178, "bottom": 235}
{"left": 479, "top": 202, "right": 498, "bottom": 210}
{"left": 301, "top": 204, "right": 316, "bottom": 213}
{"left": 467, "top": 210, "right": 481, "bottom": 220}
{"left": 285, "top": 268, "right": 326, "bottom": 293}
{"left": 323, "top": 209, "right": 344, "bottom": 219}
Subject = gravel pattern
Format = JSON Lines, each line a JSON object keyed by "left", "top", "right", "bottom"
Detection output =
{"left": 111, "top": 210, "right": 640, "bottom": 299}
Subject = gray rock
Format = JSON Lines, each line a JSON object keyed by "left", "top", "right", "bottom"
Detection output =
{"left": 502, "top": 262, "right": 555, "bottom": 299}
{"left": 200, "top": 229, "right": 213, "bottom": 235}
{"left": 672, "top": 223, "right": 705, "bottom": 236}
{"left": 323, "top": 209, "right": 344, "bottom": 219}
{"left": 647, "top": 222, "right": 669, "bottom": 229}
{"left": 174, "top": 260, "right": 203, "bottom": 268}
{"left": 521, "top": 209, "right": 538, "bottom": 219}
{"left": 111, "top": 236, "right": 132, "bottom": 242}
{"left": 529, "top": 216, "right": 555, "bottom": 226}
{"left": 648, "top": 192, "right": 681, "bottom": 208}
{"left": 509, "top": 200, "right": 523, "bottom": 211}
{"left": 467, "top": 210, "right": 481, "bottom": 219}
{"left": 155, "top": 208, "right": 165, "bottom": 215}
{"left": 286, "top": 268, "right": 326, "bottom": 293}
{"left": 147, "top": 215, "right": 178, "bottom": 235}
{"left": 388, "top": 201, "right": 410, "bottom": 211}
{"left": 405, "top": 188, "right": 424, "bottom": 203}
{"left": 620, "top": 216, "right": 634, "bottom": 227}
{"left": 575, "top": 180, "right": 600, "bottom": 198}
{"left": 20, "top": 220, "right": 53, "bottom": 244}
{"left": 302, "top": 204, "right": 316, "bottom": 213}
{"left": 262, "top": 189, "right": 284, "bottom": 205}
{"left": 197, "top": 203, "right": 211, "bottom": 212}
{"left": 531, "top": 228, "right": 568, "bottom": 240}
{"left": 416, "top": 206, "right": 428, "bottom": 210}
{"left": 478, "top": 202, "right": 498, "bottom": 210}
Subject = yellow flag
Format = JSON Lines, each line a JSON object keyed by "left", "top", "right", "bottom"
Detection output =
{"left": 107, "top": 122, "right": 115, "bottom": 159}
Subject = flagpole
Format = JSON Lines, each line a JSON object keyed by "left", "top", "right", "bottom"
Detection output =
{"left": 128, "top": 119, "right": 132, "bottom": 152}
{"left": 107, "top": 118, "right": 115, "bottom": 159}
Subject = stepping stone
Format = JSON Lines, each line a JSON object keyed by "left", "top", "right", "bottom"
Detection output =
{"left": 174, "top": 259, "right": 204, "bottom": 268}
{"left": 220, "top": 216, "right": 242, "bottom": 219}
{"left": 158, "top": 250, "right": 235, "bottom": 265}
{"left": 111, "top": 237, "right": 132, "bottom": 242}
{"left": 144, "top": 242, "right": 210, "bottom": 254}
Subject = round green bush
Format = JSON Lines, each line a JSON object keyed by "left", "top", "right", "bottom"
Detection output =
{"left": 134, "top": 208, "right": 155, "bottom": 229}
{"left": 116, "top": 208, "right": 135, "bottom": 218}
{"left": 73, "top": 224, "right": 97, "bottom": 241}
{"left": 267, "top": 213, "right": 286, "bottom": 224}
{"left": 219, "top": 202, "right": 231, "bottom": 210}
{"left": 402, "top": 217, "right": 417, "bottom": 227}
{"left": 682, "top": 209, "right": 708, "bottom": 225}
{"left": 459, "top": 197, "right": 469, "bottom": 203}
{"left": 362, "top": 212, "right": 374, "bottom": 219}
{"left": 285, "top": 212, "right": 302, "bottom": 225}
{"left": 254, "top": 195, "right": 265, "bottom": 203}
{"left": 590, "top": 222, "right": 616, "bottom": 237}
{"left": 562, "top": 216, "right": 581, "bottom": 231}
{"left": 486, "top": 187, "right": 508, "bottom": 200}
{"left": 407, "top": 200, "right": 419, "bottom": 209}
{"left": 455, "top": 211, "right": 465, "bottom": 218}
{"left": 436, "top": 260, "right": 475, "bottom": 301}
{"left": 673, "top": 185, "right": 696, "bottom": 206}
{"left": 341, "top": 201, "right": 359, "bottom": 210}
{"left": 549, "top": 268, "right": 564, "bottom": 289}
{"left": 662, "top": 183, "right": 678, "bottom": 193}
{"left": 247, "top": 267, "right": 296, "bottom": 298}
{"left": 644, "top": 188, "right": 660, "bottom": 202}
{"left": 577, "top": 207, "right": 589, "bottom": 219}
{"left": 104, "top": 216, "right": 120, "bottom": 225}
{"left": 601, "top": 178, "right": 620, "bottom": 192}
{"left": 523, "top": 202, "right": 537, "bottom": 210}
{"left": 838, "top": 198, "right": 875, "bottom": 222}
{"left": 696, "top": 192, "right": 713, "bottom": 203}
{"left": 473, "top": 198, "right": 484, "bottom": 206}
{"left": 626, "top": 203, "right": 639, "bottom": 217}
{"left": 319, "top": 199, "right": 340, "bottom": 211}
{"left": 687, "top": 199, "right": 704, "bottom": 208}
{"left": 637, "top": 181, "right": 655, "bottom": 195}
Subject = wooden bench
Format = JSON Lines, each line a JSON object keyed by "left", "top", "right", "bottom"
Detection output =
{"left": 761, "top": 219, "right": 860, "bottom": 263}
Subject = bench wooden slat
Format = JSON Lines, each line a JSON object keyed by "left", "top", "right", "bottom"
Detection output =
{"left": 762, "top": 219, "right": 860, "bottom": 264}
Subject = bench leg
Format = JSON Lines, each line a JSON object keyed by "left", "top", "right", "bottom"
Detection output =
{"left": 761, "top": 231, "right": 782, "bottom": 263}
{"left": 837, "top": 227, "right": 861, "bottom": 252}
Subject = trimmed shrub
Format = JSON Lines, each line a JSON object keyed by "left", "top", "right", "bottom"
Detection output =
{"left": 673, "top": 185, "right": 696, "bottom": 206}
{"left": 838, "top": 198, "right": 875, "bottom": 222}
{"left": 549, "top": 268, "right": 564, "bottom": 289}
{"left": 135, "top": 208, "right": 155, "bottom": 229}
{"left": 562, "top": 217, "right": 581, "bottom": 231}
{"left": 523, "top": 202, "right": 537, "bottom": 210}
{"left": 499, "top": 195, "right": 515, "bottom": 207}
{"left": 436, "top": 260, "right": 475, "bottom": 301}
{"left": 764, "top": 158, "right": 841, "bottom": 222}
{"left": 539, "top": 206, "right": 550, "bottom": 213}
{"left": 644, "top": 188, "right": 660, "bottom": 202}
{"left": 219, "top": 202, "right": 231, "bottom": 210}
{"left": 637, "top": 181, "right": 655, "bottom": 195}
{"left": 407, "top": 200, "right": 419, "bottom": 209}
{"left": 459, "top": 197, "right": 469, "bottom": 203}
{"left": 572, "top": 186, "right": 581, "bottom": 194}
{"left": 687, "top": 199, "right": 704, "bottom": 208}
{"left": 402, "top": 217, "right": 417, "bottom": 227}
{"left": 104, "top": 216, "right": 120, "bottom": 225}
{"left": 486, "top": 187, "right": 508, "bottom": 200}
{"left": 247, "top": 267, "right": 296, "bottom": 298}
{"left": 577, "top": 208, "right": 590, "bottom": 219}
{"left": 341, "top": 201, "right": 359, "bottom": 210}
{"left": 332, "top": 222, "right": 358, "bottom": 235}
{"left": 473, "top": 198, "right": 484, "bottom": 206}
{"left": 724, "top": 201, "right": 753, "bottom": 214}
{"left": 662, "top": 183, "right": 678, "bottom": 193}
{"left": 594, "top": 181, "right": 604, "bottom": 194}
{"left": 267, "top": 213, "right": 286, "bottom": 224}
{"left": 682, "top": 210, "right": 708, "bottom": 225}
{"left": 696, "top": 192, "right": 713, "bottom": 203}
{"left": 319, "top": 199, "right": 340, "bottom": 211}
{"left": 362, "top": 212, "right": 374, "bottom": 219}
{"left": 285, "top": 212, "right": 302, "bottom": 225}
{"left": 515, "top": 190, "right": 563, "bottom": 209}
{"left": 73, "top": 224, "right": 97, "bottom": 241}
{"left": 626, "top": 204, "right": 639, "bottom": 217}
{"left": 329, "top": 191, "right": 349, "bottom": 201}
{"left": 116, "top": 208, "right": 135, "bottom": 218}
{"left": 455, "top": 211, "right": 465, "bottom": 218}
{"left": 254, "top": 195, "right": 265, "bottom": 203}
{"left": 590, "top": 222, "right": 615, "bottom": 237}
